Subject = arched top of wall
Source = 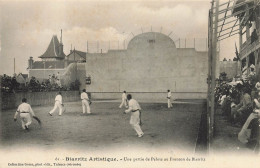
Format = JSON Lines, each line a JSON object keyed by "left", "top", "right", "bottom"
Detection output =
{"left": 127, "top": 32, "right": 176, "bottom": 50}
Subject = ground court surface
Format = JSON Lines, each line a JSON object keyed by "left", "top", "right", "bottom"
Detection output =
{"left": 0, "top": 100, "right": 205, "bottom": 154}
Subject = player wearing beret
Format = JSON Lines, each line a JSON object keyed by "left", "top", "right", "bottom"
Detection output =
{"left": 81, "top": 89, "right": 91, "bottom": 114}
{"left": 124, "top": 94, "right": 144, "bottom": 138}
{"left": 14, "top": 98, "right": 39, "bottom": 130}
{"left": 49, "top": 92, "right": 64, "bottom": 116}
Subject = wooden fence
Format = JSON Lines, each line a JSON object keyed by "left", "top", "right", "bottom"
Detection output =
{"left": 1, "top": 91, "right": 81, "bottom": 110}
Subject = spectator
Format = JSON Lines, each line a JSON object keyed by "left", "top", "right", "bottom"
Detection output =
{"left": 231, "top": 87, "right": 253, "bottom": 125}
{"left": 255, "top": 82, "right": 260, "bottom": 91}
{"left": 48, "top": 75, "right": 52, "bottom": 82}
{"left": 1, "top": 74, "right": 77, "bottom": 93}
{"left": 220, "top": 91, "right": 231, "bottom": 117}
{"left": 238, "top": 91, "right": 260, "bottom": 147}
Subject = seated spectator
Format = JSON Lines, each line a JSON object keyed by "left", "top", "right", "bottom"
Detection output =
{"left": 231, "top": 87, "right": 253, "bottom": 125}
{"left": 220, "top": 91, "right": 231, "bottom": 117}
{"left": 255, "top": 82, "right": 260, "bottom": 91}
{"left": 230, "top": 99, "right": 239, "bottom": 123}
{"left": 238, "top": 92, "right": 260, "bottom": 149}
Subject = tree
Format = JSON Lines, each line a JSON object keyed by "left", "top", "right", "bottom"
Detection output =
{"left": 11, "top": 76, "right": 20, "bottom": 92}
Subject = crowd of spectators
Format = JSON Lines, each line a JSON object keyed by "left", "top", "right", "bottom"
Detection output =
{"left": 1, "top": 74, "right": 80, "bottom": 93}
{"left": 0, "top": 74, "right": 20, "bottom": 93}
{"left": 216, "top": 73, "right": 260, "bottom": 151}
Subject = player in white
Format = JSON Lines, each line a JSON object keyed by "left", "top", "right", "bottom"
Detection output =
{"left": 81, "top": 89, "right": 91, "bottom": 114}
{"left": 14, "top": 98, "right": 36, "bottom": 130}
{"left": 124, "top": 94, "right": 144, "bottom": 138}
{"left": 49, "top": 92, "right": 63, "bottom": 116}
{"left": 119, "top": 91, "right": 128, "bottom": 108}
{"left": 167, "top": 90, "right": 173, "bottom": 108}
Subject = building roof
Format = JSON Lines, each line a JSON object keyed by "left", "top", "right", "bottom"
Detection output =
{"left": 67, "top": 50, "right": 86, "bottom": 60}
{"left": 21, "top": 74, "right": 28, "bottom": 79}
{"left": 16, "top": 73, "right": 29, "bottom": 83}
{"left": 17, "top": 73, "right": 28, "bottom": 79}
{"left": 31, "top": 61, "right": 65, "bottom": 69}
{"left": 39, "top": 35, "right": 66, "bottom": 59}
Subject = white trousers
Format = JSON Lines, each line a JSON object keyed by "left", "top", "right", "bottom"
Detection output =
{"left": 82, "top": 100, "right": 91, "bottom": 113}
{"left": 130, "top": 111, "right": 143, "bottom": 136}
{"left": 119, "top": 99, "right": 127, "bottom": 108}
{"left": 20, "top": 113, "right": 32, "bottom": 129}
{"left": 49, "top": 101, "right": 63, "bottom": 115}
{"left": 168, "top": 99, "right": 173, "bottom": 108}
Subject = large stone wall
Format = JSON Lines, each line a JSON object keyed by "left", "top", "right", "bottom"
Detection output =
{"left": 62, "top": 63, "right": 86, "bottom": 91}
{"left": 28, "top": 63, "right": 86, "bottom": 91}
{"left": 85, "top": 32, "right": 208, "bottom": 99}
{"left": 90, "top": 92, "right": 207, "bottom": 101}
{"left": 219, "top": 61, "right": 238, "bottom": 79}
{"left": 28, "top": 69, "right": 65, "bottom": 82}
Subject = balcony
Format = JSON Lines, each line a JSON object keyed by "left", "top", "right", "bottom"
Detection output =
{"left": 240, "top": 36, "right": 260, "bottom": 59}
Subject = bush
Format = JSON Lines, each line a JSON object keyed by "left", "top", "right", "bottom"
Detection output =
{"left": 69, "top": 79, "right": 80, "bottom": 90}
{"left": 1, "top": 75, "right": 19, "bottom": 93}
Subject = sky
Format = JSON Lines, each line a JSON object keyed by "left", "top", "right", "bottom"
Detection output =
{"left": 0, "top": 0, "right": 238, "bottom": 75}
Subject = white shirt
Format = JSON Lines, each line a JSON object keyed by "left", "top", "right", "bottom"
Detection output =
{"left": 14, "top": 103, "right": 35, "bottom": 118}
{"left": 122, "top": 93, "right": 127, "bottom": 100}
{"left": 125, "top": 99, "right": 141, "bottom": 113}
{"left": 167, "top": 91, "right": 171, "bottom": 99}
{"left": 55, "top": 95, "right": 62, "bottom": 104}
{"left": 81, "top": 92, "right": 89, "bottom": 100}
